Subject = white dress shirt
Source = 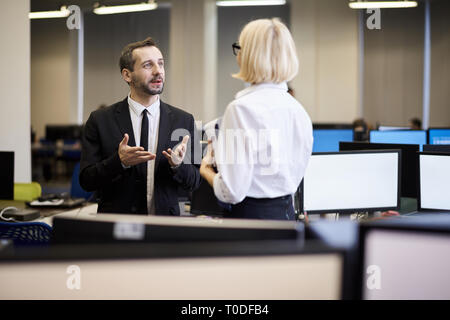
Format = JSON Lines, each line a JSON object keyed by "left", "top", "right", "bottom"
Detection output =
{"left": 213, "top": 82, "right": 313, "bottom": 204}
{"left": 127, "top": 94, "right": 160, "bottom": 214}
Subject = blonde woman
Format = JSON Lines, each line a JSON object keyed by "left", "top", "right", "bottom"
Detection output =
{"left": 200, "top": 18, "right": 313, "bottom": 220}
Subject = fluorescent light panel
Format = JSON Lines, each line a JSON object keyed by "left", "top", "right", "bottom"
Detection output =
{"left": 29, "top": 7, "right": 70, "bottom": 19}
{"left": 217, "top": 0, "right": 286, "bottom": 6}
{"left": 349, "top": 1, "right": 418, "bottom": 9}
{"left": 93, "top": 3, "right": 158, "bottom": 15}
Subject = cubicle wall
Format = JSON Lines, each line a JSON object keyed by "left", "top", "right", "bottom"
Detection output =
{"left": 0, "top": 242, "right": 344, "bottom": 300}
{"left": 358, "top": 216, "right": 450, "bottom": 300}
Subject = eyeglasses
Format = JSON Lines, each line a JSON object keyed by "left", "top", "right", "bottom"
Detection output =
{"left": 232, "top": 42, "right": 241, "bottom": 56}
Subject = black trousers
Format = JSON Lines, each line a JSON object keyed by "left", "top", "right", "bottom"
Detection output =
{"left": 225, "top": 195, "right": 295, "bottom": 220}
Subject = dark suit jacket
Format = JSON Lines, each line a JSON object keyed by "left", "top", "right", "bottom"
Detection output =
{"left": 79, "top": 97, "right": 201, "bottom": 215}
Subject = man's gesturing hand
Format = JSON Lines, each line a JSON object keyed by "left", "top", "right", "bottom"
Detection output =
{"left": 118, "top": 133, "right": 155, "bottom": 167}
{"left": 162, "top": 135, "right": 189, "bottom": 167}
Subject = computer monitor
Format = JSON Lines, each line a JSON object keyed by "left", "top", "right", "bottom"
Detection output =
{"left": 428, "top": 128, "right": 450, "bottom": 145}
{"left": 418, "top": 152, "right": 450, "bottom": 211}
{"left": 0, "top": 242, "right": 344, "bottom": 299}
{"left": 423, "top": 144, "right": 450, "bottom": 153}
{"left": 313, "top": 123, "right": 353, "bottom": 130}
{"left": 339, "top": 142, "right": 419, "bottom": 198}
{"left": 312, "top": 129, "right": 354, "bottom": 152}
{"left": 369, "top": 130, "right": 427, "bottom": 151}
{"left": 359, "top": 216, "right": 450, "bottom": 299}
{"left": 51, "top": 214, "right": 302, "bottom": 245}
{"left": 45, "top": 124, "right": 83, "bottom": 141}
{"left": 377, "top": 126, "right": 410, "bottom": 131}
{"left": 0, "top": 151, "right": 14, "bottom": 200}
{"left": 300, "top": 150, "right": 400, "bottom": 214}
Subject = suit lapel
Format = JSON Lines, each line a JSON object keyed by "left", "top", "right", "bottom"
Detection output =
{"left": 115, "top": 98, "right": 137, "bottom": 147}
{"left": 155, "top": 101, "right": 172, "bottom": 172}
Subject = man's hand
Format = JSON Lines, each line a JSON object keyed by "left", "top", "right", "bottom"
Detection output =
{"left": 162, "top": 135, "right": 189, "bottom": 167}
{"left": 118, "top": 133, "right": 155, "bottom": 167}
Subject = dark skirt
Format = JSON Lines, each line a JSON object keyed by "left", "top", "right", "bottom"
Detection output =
{"left": 225, "top": 195, "right": 295, "bottom": 220}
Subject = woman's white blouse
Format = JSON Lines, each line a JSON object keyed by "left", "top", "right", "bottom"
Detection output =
{"left": 213, "top": 82, "right": 313, "bottom": 204}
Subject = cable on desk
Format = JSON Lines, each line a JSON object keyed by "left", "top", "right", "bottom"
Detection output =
{"left": 0, "top": 207, "right": 19, "bottom": 222}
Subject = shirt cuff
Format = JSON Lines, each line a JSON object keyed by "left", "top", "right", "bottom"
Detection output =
{"left": 213, "top": 173, "right": 233, "bottom": 204}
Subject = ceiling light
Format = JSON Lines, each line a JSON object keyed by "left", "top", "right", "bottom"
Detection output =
{"left": 349, "top": 1, "right": 418, "bottom": 9}
{"left": 216, "top": 0, "right": 286, "bottom": 7}
{"left": 93, "top": 2, "right": 158, "bottom": 15}
{"left": 29, "top": 6, "right": 70, "bottom": 19}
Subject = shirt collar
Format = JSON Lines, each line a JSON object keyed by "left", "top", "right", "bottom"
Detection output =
{"left": 128, "top": 94, "right": 160, "bottom": 117}
{"left": 235, "top": 82, "right": 288, "bottom": 99}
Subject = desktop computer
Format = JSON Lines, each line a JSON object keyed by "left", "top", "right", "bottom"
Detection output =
{"left": 417, "top": 152, "right": 450, "bottom": 212}
{"left": 312, "top": 129, "right": 354, "bottom": 152}
{"left": 428, "top": 128, "right": 450, "bottom": 145}
{"left": 370, "top": 130, "right": 427, "bottom": 151}
{"left": 300, "top": 150, "right": 400, "bottom": 214}
{"left": 0, "top": 151, "right": 14, "bottom": 200}
{"left": 51, "top": 213, "right": 302, "bottom": 245}
{"left": 339, "top": 141, "right": 419, "bottom": 198}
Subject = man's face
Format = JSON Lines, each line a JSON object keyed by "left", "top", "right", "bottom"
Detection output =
{"left": 128, "top": 46, "right": 165, "bottom": 96}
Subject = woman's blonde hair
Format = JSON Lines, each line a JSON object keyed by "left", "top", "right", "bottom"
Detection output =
{"left": 232, "top": 18, "right": 298, "bottom": 84}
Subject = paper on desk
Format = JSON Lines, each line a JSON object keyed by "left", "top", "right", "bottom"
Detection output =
{"left": 29, "top": 199, "right": 64, "bottom": 206}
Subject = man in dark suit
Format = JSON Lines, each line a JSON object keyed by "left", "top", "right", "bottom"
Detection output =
{"left": 80, "top": 37, "right": 201, "bottom": 215}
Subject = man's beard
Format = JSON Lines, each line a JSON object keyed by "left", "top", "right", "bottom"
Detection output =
{"left": 133, "top": 76, "right": 164, "bottom": 96}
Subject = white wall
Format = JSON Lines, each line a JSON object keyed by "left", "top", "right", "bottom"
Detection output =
{"left": 169, "top": 0, "right": 217, "bottom": 124}
{"left": 430, "top": 0, "right": 450, "bottom": 127}
{"left": 290, "top": 0, "right": 360, "bottom": 123}
{"left": 0, "top": 0, "right": 31, "bottom": 183}
{"left": 83, "top": 8, "right": 171, "bottom": 121}
{"left": 363, "top": 4, "right": 424, "bottom": 127}
{"left": 31, "top": 19, "right": 72, "bottom": 140}
{"left": 217, "top": 4, "right": 290, "bottom": 115}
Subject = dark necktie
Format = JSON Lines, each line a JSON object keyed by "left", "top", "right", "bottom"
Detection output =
{"left": 139, "top": 109, "right": 149, "bottom": 179}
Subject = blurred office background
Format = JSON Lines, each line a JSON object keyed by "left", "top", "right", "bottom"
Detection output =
{"left": 0, "top": 0, "right": 449, "bottom": 190}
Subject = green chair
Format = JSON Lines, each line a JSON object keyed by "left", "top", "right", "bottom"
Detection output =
{"left": 14, "top": 182, "right": 42, "bottom": 202}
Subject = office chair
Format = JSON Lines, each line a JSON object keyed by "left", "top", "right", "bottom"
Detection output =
{"left": 70, "top": 162, "right": 93, "bottom": 200}
{"left": 0, "top": 221, "right": 52, "bottom": 246}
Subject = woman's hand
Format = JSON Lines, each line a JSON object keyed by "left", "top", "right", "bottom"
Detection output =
{"left": 200, "top": 140, "right": 216, "bottom": 187}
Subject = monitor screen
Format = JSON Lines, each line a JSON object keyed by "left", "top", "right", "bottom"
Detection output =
{"left": 419, "top": 153, "right": 450, "bottom": 211}
{"left": 45, "top": 125, "right": 84, "bottom": 141}
{"left": 362, "top": 228, "right": 450, "bottom": 299}
{"left": 339, "top": 142, "right": 419, "bottom": 198}
{"left": 301, "top": 150, "right": 400, "bottom": 214}
{"left": 370, "top": 130, "right": 427, "bottom": 151}
{"left": 428, "top": 128, "right": 450, "bottom": 145}
{"left": 0, "top": 151, "right": 14, "bottom": 200}
{"left": 312, "top": 129, "right": 354, "bottom": 152}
